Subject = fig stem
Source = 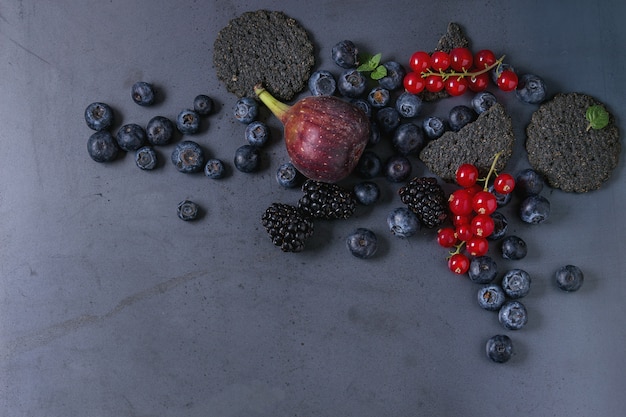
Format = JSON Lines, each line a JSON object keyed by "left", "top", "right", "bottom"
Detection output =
{"left": 254, "top": 84, "right": 291, "bottom": 122}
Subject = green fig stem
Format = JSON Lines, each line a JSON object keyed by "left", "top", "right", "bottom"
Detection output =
{"left": 254, "top": 84, "right": 291, "bottom": 122}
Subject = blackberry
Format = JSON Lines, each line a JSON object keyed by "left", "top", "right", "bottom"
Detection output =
{"left": 399, "top": 177, "right": 448, "bottom": 228}
{"left": 297, "top": 179, "right": 356, "bottom": 220}
{"left": 261, "top": 203, "right": 314, "bottom": 253}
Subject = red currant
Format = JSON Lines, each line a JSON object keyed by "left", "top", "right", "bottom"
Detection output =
{"left": 470, "top": 213, "right": 495, "bottom": 238}
{"left": 403, "top": 71, "right": 426, "bottom": 94}
{"left": 497, "top": 69, "right": 518, "bottom": 92}
{"left": 467, "top": 72, "right": 489, "bottom": 92}
{"left": 430, "top": 51, "right": 450, "bottom": 72}
{"left": 452, "top": 213, "right": 471, "bottom": 226}
{"left": 437, "top": 227, "right": 457, "bottom": 248}
{"left": 448, "top": 253, "right": 470, "bottom": 275}
{"left": 455, "top": 163, "right": 479, "bottom": 188}
{"left": 444, "top": 76, "right": 468, "bottom": 96}
{"left": 472, "top": 190, "right": 498, "bottom": 215}
{"left": 455, "top": 223, "right": 474, "bottom": 242}
{"left": 493, "top": 173, "right": 516, "bottom": 194}
{"left": 449, "top": 47, "right": 473, "bottom": 72}
{"left": 466, "top": 236, "right": 489, "bottom": 257}
{"left": 448, "top": 189, "right": 473, "bottom": 216}
{"left": 425, "top": 75, "right": 444, "bottom": 93}
{"left": 474, "top": 49, "right": 497, "bottom": 69}
{"left": 464, "top": 184, "right": 483, "bottom": 197}
{"left": 409, "top": 51, "right": 431, "bottom": 73}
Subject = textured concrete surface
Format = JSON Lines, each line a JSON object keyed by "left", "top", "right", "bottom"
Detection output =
{"left": 1, "top": 1, "right": 625, "bottom": 416}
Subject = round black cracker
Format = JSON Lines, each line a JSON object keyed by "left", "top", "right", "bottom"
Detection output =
{"left": 419, "top": 103, "right": 514, "bottom": 182}
{"left": 526, "top": 92, "right": 620, "bottom": 193}
{"left": 213, "top": 10, "right": 315, "bottom": 101}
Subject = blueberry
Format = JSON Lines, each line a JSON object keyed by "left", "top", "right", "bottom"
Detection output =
{"left": 204, "top": 158, "right": 225, "bottom": 179}
{"left": 516, "top": 74, "right": 547, "bottom": 104}
{"left": 146, "top": 116, "right": 174, "bottom": 146}
{"left": 331, "top": 40, "right": 359, "bottom": 68}
{"left": 387, "top": 207, "right": 420, "bottom": 238}
{"left": 486, "top": 335, "right": 514, "bottom": 363}
{"left": 367, "top": 86, "right": 390, "bottom": 108}
{"left": 488, "top": 184, "right": 512, "bottom": 207}
{"left": 177, "top": 200, "right": 200, "bottom": 221}
{"left": 501, "top": 269, "right": 531, "bottom": 299}
{"left": 131, "top": 81, "right": 156, "bottom": 106}
{"left": 392, "top": 123, "right": 425, "bottom": 156}
{"left": 275, "top": 162, "right": 301, "bottom": 188}
{"left": 351, "top": 99, "right": 372, "bottom": 118}
{"left": 468, "top": 255, "right": 498, "bottom": 284}
{"left": 355, "top": 150, "right": 382, "bottom": 179}
{"left": 233, "top": 97, "right": 259, "bottom": 124}
{"left": 519, "top": 194, "right": 550, "bottom": 224}
{"left": 87, "top": 131, "right": 119, "bottom": 163}
{"left": 498, "top": 300, "right": 528, "bottom": 330}
{"left": 346, "top": 228, "right": 378, "bottom": 259}
{"left": 422, "top": 116, "right": 447, "bottom": 140}
{"left": 337, "top": 69, "right": 367, "bottom": 98}
{"left": 515, "top": 168, "right": 545, "bottom": 197}
{"left": 477, "top": 284, "right": 506, "bottom": 311}
{"left": 488, "top": 211, "right": 509, "bottom": 240}
{"left": 395, "top": 92, "right": 423, "bottom": 118}
{"left": 471, "top": 91, "right": 497, "bottom": 114}
{"left": 115, "top": 123, "right": 146, "bottom": 152}
{"left": 193, "top": 94, "right": 214, "bottom": 116}
{"left": 384, "top": 155, "right": 412, "bottom": 183}
{"left": 501, "top": 235, "right": 527, "bottom": 260}
{"left": 176, "top": 109, "right": 201, "bottom": 134}
{"left": 245, "top": 121, "right": 270, "bottom": 147}
{"left": 84, "top": 102, "right": 114, "bottom": 131}
{"left": 555, "top": 265, "right": 584, "bottom": 292}
{"left": 171, "top": 140, "right": 204, "bottom": 173}
{"left": 449, "top": 105, "right": 477, "bottom": 132}
{"left": 375, "top": 106, "right": 401, "bottom": 133}
{"left": 135, "top": 146, "right": 157, "bottom": 170}
{"left": 308, "top": 70, "right": 337, "bottom": 96}
{"left": 378, "top": 61, "right": 406, "bottom": 91}
{"left": 368, "top": 122, "right": 381, "bottom": 147}
{"left": 233, "top": 144, "right": 261, "bottom": 173}
{"left": 353, "top": 181, "right": 380, "bottom": 206}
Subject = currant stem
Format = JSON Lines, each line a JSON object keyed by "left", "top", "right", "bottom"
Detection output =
{"left": 482, "top": 152, "right": 503, "bottom": 191}
{"left": 421, "top": 55, "right": 507, "bottom": 80}
{"left": 448, "top": 241, "right": 466, "bottom": 258}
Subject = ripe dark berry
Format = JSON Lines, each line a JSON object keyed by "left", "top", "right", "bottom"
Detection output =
{"left": 378, "top": 61, "right": 406, "bottom": 91}
{"left": 353, "top": 181, "right": 380, "bottom": 206}
{"left": 233, "top": 97, "right": 259, "bottom": 123}
{"left": 422, "top": 116, "right": 446, "bottom": 140}
{"left": 204, "top": 158, "right": 225, "bottom": 179}
{"left": 115, "top": 123, "right": 146, "bottom": 152}
{"left": 298, "top": 180, "right": 356, "bottom": 220}
{"left": 131, "top": 81, "right": 156, "bottom": 106}
{"left": 392, "top": 123, "right": 425, "bottom": 156}
{"left": 171, "top": 140, "right": 204, "bottom": 173}
{"left": 308, "top": 70, "right": 337, "bottom": 96}
{"left": 387, "top": 207, "right": 420, "bottom": 238}
{"left": 489, "top": 211, "right": 509, "bottom": 240}
{"left": 177, "top": 200, "right": 200, "bottom": 221}
{"left": 499, "top": 300, "right": 528, "bottom": 330}
{"left": 275, "top": 162, "right": 301, "bottom": 188}
{"left": 555, "top": 265, "right": 584, "bottom": 292}
{"left": 519, "top": 194, "right": 550, "bottom": 224}
{"left": 351, "top": 99, "right": 372, "bottom": 118}
{"left": 146, "top": 116, "right": 174, "bottom": 146}
{"left": 87, "top": 131, "right": 119, "bottom": 163}
{"left": 346, "top": 228, "right": 378, "bottom": 259}
{"left": 515, "top": 168, "right": 545, "bottom": 197}
{"left": 384, "top": 155, "right": 412, "bottom": 183}
{"left": 468, "top": 255, "right": 498, "bottom": 284}
{"left": 261, "top": 203, "right": 314, "bottom": 253}
{"left": 331, "top": 40, "right": 359, "bottom": 68}
{"left": 477, "top": 284, "right": 506, "bottom": 311}
{"left": 356, "top": 150, "right": 382, "bottom": 179}
{"left": 135, "top": 146, "right": 157, "bottom": 170}
{"left": 501, "top": 269, "right": 532, "bottom": 299}
{"left": 84, "top": 102, "right": 114, "bottom": 131}
{"left": 375, "top": 106, "right": 401, "bottom": 133}
{"left": 501, "top": 235, "right": 527, "bottom": 260}
{"left": 516, "top": 74, "right": 547, "bottom": 104}
{"left": 337, "top": 68, "right": 367, "bottom": 98}
{"left": 486, "top": 335, "right": 514, "bottom": 363}
{"left": 176, "top": 109, "right": 201, "bottom": 134}
{"left": 233, "top": 144, "right": 260, "bottom": 173}
{"left": 399, "top": 177, "right": 448, "bottom": 228}
{"left": 448, "top": 105, "right": 476, "bottom": 131}
{"left": 245, "top": 121, "right": 270, "bottom": 147}
{"left": 193, "top": 94, "right": 214, "bottom": 115}
{"left": 367, "top": 86, "right": 391, "bottom": 108}
{"left": 471, "top": 91, "right": 497, "bottom": 114}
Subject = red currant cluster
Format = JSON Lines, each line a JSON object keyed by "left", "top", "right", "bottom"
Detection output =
{"left": 403, "top": 48, "right": 518, "bottom": 96}
{"left": 436, "top": 153, "right": 516, "bottom": 274}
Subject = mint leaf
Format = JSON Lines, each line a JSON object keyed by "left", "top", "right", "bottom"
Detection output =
{"left": 586, "top": 105, "right": 609, "bottom": 131}
{"left": 370, "top": 65, "right": 388, "bottom": 80}
{"left": 357, "top": 53, "right": 382, "bottom": 72}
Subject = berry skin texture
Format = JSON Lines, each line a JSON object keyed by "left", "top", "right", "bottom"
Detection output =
{"left": 384, "top": 155, "right": 412, "bottom": 183}
{"left": 392, "top": 123, "right": 425, "bottom": 156}
{"left": 176, "top": 109, "right": 201, "bottom": 134}
{"left": 502, "top": 269, "right": 532, "bottom": 299}
{"left": 467, "top": 236, "right": 489, "bottom": 257}
{"left": 471, "top": 91, "right": 498, "bottom": 114}
{"left": 422, "top": 116, "right": 446, "bottom": 140}
{"left": 85, "top": 102, "right": 114, "bottom": 131}
{"left": 233, "top": 144, "right": 261, "bottom": 173}
{"left": 449, "top": 47, "right": 473, "bottom": 71}
{"left": 367, "top": 86, "right": 391, "bottom": 108}
{"left": 489, "top": 211, "right": 509, "bottom": 240}
{"left": 409, "top": 51, "right": 431, "bottom": 73}
{"left": 298, "top": 180, "right": 356, "bottom": 220}
{"left": 486, "top": 334, "right": 514, "bottom": 363}
{"left": 395, "top": 92, "right": 423, "bottom": 118}
{"left": 449, "top": 105, "right": 476, "bottom": 132}
{"left": 146, "top": 116, "right": 175, "bottom": 146}
{"left": 331, "top": 40, "right": 359, "bottom": 68}
{"left": 276, "top": 162, "right": 301, "bottom": 188}
{"left": 135, "top": 146, "right": 158, "bottom": 170}
{"left": 171, "top": 140, "right": 205, "bottom": 173}
{"left": 177, "top": 200, "right": 200, "bottom": 221}
{"left": 430, "top": 51, "right": 450, "bottom": 72}
{"left": 555, "top": 265, "right": 584, "bottom": 292}
{"left": 501, "top": 235, "right": 528, "bottom": 260}
{"left": 261, "top": 203, "right": 314, "bottom": 253}
{"left": 448, "top": 253, "right": 470, "bottom": 275}
{"left": 468, "top": 255, "right": 498, "bottom": 284}
{"left": 399, "top": 177, "right": 448, "bottom": 228}
{"left": 516, "top": 74, "right": 547, "bottom": 104}
{"left": 87, "top": 131, "right": 120, "bottom": 163}
{"left": 477, "top": 284, "right": 506, "bottom": 311}
{"left": 437, "top": 227, "right": 457, "bottom": 248}
{"left": 403, "top": 71, "right": 426, "bottom": 94}
{"left": 194, "top": 94, "right": 214, "bottom": 116}
{"left": 497, "top": 69, "right": 518, "bottom": 92}
{"left": 499, "top": 300, "right": 528, "bottom": 330}
{"left": 375, "top": 106, "right": 401, "bottom": 133}
{"left": 131, "top": 81, "right": 156, "bottom": 106}
{"left": 116, "top": 123, "right": 147, "bottom": 152}
{"left": 355, "top": 150, "right": 382, "bottom": 179}
{"left": 473, "top": 190, "right": 498, "bottom": 215}
{"left": 346, "top": 228, "right": 378, "bottom": 259}
{"left": 245, "top": 121, "right": 270, "bottom": 147}
{"left": 204, "top": 158, "right": 225, "bottom": 179}
{"left": 308, "top": 70, "right": 337, "bottom": 96}
{"left": 353, "top": 181, "right": 380, "bottom": 206}
{"left": 233, "top": 97, "right": 259, "bottom": 124}
{"left": 378, "top": 61, "right": 406, "bottom": 91}
{"left": 494, "top": 173, "right": 516, "bottom": 194}
{"left": 337, "top": 69, "right": 367, "bottom": 98}
{"left": 519, "top": 194, "right": 550, "bottom": 224}
{"left": 387, "top": 207, "right": 420, "bottom": 238}
{"left": 456, "top": 163, "right": 479, "bottom": 188}
{"left": 515, "top": 168, "right": 545, "bottom": 197}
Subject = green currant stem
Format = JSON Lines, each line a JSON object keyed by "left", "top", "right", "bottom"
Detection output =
{"left": 421, "top": 55, "right": 507, "bottom": 81}
{"left": 480, "top": 151, "right": 503, "bottom": 191}
{"left": 448, "top": 241, "right": 466, "bottom": 258}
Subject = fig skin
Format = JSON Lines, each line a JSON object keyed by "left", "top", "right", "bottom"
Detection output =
{"left": 255, "top": 84, "right": 370, "bottom": 183}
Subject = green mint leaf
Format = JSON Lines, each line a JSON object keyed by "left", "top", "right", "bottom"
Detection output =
{"left": 370, "top": 65, "right": 388, "bottom": 80}
{"left": 586, "top": 105, "right": 609, "bottom": 130}
{"left": 357, "top": 53, "right": 382, "bottom": 72}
